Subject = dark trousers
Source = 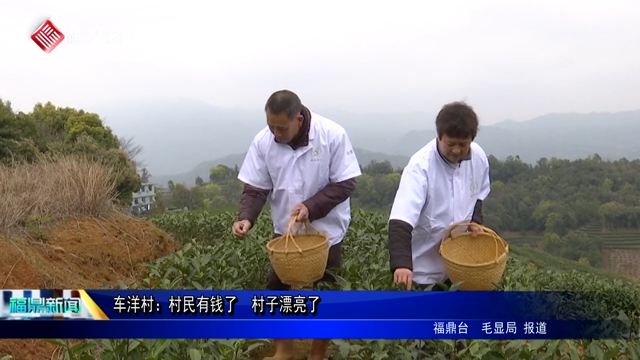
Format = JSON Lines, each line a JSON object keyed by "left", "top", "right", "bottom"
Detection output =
{"left": 267, "top": 234, "right": 342, "bottom": 290}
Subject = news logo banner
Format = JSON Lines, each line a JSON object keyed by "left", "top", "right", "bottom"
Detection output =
{"left": 4, "top": 290, "right": 617, "bottom": 320}
{"left": 0, "top": 291, "right": 630, "bottom": 339}
{"left": 90, "top": 290, "right": 615, "bottom": 320}
{"left": 1, "top": 290, "right": 94, "bottom": 320}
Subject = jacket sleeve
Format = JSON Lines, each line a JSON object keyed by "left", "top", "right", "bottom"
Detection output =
{"left": 236, "top": 135, "right": 272, "bottom": 226}
{"left": 471, "top": 153, "right": 491, "bottom": 225}
{"left": 302, "top": 178, "right": 357, "bottom": 222}
{"left": 237, "top": 184, "right": 270, "bottom": 227}
{"left": 387, "top": 159, "right": 429, "bottom": 272}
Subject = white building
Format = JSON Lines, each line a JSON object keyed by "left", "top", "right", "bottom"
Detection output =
{"left": 131, "top": 182, "right": 156, "bottom": 213}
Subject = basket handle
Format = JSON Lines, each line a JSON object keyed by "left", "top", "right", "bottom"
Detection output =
{"left": 292, "top": 218, "right": 323, "bottom": 236}
{"left": 271, "top": 216, "right": 324, "bottom": 254}
{"left": 439, "top": 222, "right": 503, "bottom": 263}
{"left": 281, "top": 216, "right": 304, "bottom": 254}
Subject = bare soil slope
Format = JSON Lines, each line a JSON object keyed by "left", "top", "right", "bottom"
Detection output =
{"left": 0, "top": 215, "right": 177, "bottom": 360}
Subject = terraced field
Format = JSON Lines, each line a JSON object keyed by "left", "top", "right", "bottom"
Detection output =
{"left": 502, "top": 233, "right": 542, "bottom": 247}
{"left": 501, "top": 223, "right": 640, "bottom": 278}
{"left": 580, "top": 223, "right": 640, "bottom": 249}
{"left": 503, "top": 223, "right": 640, "bottom": 249}
{"left": 510, "top": 245, "right": 622, "bottom": 280}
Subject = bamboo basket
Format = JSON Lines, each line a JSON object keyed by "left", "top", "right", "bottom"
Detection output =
{"left": 438, "top": 222, "right": 509, "bottom": 291}
{"left": 266, "top": 216, "right": 329, "bottom": 289}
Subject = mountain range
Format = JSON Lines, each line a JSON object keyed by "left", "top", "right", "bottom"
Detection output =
{"left": 87, "top": 97, "right": 640, "bottom": 187}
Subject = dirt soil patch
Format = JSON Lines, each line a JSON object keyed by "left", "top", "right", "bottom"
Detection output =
{"left": 602, "top": 249, "right": 640, "bottom": 280}
{"left": 0, "top": 215, "right": 177, "bottom": 360}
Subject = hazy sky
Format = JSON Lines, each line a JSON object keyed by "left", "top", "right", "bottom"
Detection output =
{"left": 1, "top": 0, "right": 639, "bottom": 125}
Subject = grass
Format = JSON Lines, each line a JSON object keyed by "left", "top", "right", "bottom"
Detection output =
{"left": 0, "top": 154, "right": 119, "bottom": 232}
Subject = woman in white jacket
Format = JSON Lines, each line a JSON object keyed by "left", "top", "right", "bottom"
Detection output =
{"left": 387, "top": 101, "right": 491, "bottom": 291}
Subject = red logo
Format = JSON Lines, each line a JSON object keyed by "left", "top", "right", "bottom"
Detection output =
{"left": 31, "top": 20, "right": 65, "bottom": 53}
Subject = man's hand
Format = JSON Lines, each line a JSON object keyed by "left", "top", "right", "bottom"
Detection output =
{"left": 393, "top": 268, "right": 413, "bottom": 290}
{"left": 468, "top": 223, "right": 484, "bottom": 237}
{"left": 232, "top": 220, "right": 252, "bottom": 239}
{"left": 290, "top": 203, "right": 309, "bottom": 222}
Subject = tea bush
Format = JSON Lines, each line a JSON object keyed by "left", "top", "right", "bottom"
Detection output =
{"left": 52, "top": 209, "right": 640, "bottom": 359}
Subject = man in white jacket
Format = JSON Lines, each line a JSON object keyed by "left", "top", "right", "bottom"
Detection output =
{"left": 233, "top": 89, "right": 361, "bottom": 360}
{"left": 387, "top": 101, "right": 491, "bottom": 290}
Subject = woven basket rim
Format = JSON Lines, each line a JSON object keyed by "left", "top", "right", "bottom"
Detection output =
{"left": 439, "top": 231, "right": 510, "bottom": 268}
{"left": 266, "top": 233, "right": 329, "bottom": 254}
{"left": 442, "top": 251, "right": 509, "bottom": 268}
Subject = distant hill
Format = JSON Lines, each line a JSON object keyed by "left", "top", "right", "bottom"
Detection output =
{"left": 152, "top": 148, "right": 410, "bottom": 187}
{"left": 89, "top": 97, "right": 640, "bottom": 177}
{"left": 89, "top": 97, "right": 265, "bottom": 175}
{"left": 89, "top": 97, "right": 433, "bottom": 175}
{"left": 392, "top": 110, "right": 640, "bottom": 163}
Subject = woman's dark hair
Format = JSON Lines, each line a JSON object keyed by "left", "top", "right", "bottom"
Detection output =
{"left": 435, "top": 101, "right": 479, "bottom": 140}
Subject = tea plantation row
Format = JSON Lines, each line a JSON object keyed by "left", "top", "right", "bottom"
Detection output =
{"left": 502, "top": 223, "right": 640, "bottom": 250}
{"left": 52, "top": 209, "right": 640, "bottom": 359}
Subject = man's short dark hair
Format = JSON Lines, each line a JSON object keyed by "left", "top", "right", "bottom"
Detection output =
{"left": 435, "top": 101, "right": 479, "bottom": 140}
{"left": 264, "top": 90, "right": 302, "bottom": 120}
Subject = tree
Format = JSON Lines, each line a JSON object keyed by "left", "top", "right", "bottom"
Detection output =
{"left": 209, "top": 165, "right": 235, "bottom": 182}
{"left": 119, "top": 136, "right": 145, "bottom": 168}
{"left": 0, "top": 100, "right": 141, "bottom": 203}
{"left": 363, "top": 160, "right": 394, "bottom": 175}
{"left": 541, "top": 232, "right": 562, "bottom": 253}
{"left": 140, "top": 168, "right": 151, "bottom": 183}
{"left": 0, "top": 99, "right": 37, "bottom": 163}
